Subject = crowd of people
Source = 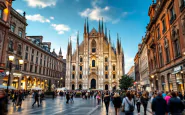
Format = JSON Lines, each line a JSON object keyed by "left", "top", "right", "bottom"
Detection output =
{"left": 0, "top": 88, "right": 185, "bottom": 115}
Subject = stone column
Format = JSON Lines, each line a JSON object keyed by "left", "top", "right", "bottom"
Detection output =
{"left": 171, "top": 74, "right": 177, "bottom": 91}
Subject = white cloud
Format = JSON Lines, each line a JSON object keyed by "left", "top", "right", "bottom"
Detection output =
{"left": 24, "top": 0, "right": 57, "bottom": 8}
{"left": 26, "top": 14, "right": 50, "bottom": 23}
{"left": 112, "top": 12, "right": 128, "bottom": 24}
{"left": 112, "top": 18, "right": 120, "bottom": 24}
{"left": 124, "top": 55, "right": 134, "bottom": 74}
{"left": 79, "top": 1, "right": 111, "bottom": 22}
{"left": 51, "top": 24, "right": 70, "bottom": 35}
{"left": 16, "top": 9, "right": 24, "bottom": 14}
{"left": 50, "top": 16, "right": 54, "bottom": 20}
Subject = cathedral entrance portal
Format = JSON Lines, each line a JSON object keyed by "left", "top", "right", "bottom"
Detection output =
{"left": 91, "top": 79, "right": 96, "bottom": 89}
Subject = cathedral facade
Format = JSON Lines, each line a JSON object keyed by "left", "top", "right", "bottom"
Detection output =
{"left": 65, "top": 19, "right": 125, "bottom": 90}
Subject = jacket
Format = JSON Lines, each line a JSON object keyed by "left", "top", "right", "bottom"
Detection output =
{"left": 104, "top": 95, "right": 110, "bottom": 103}
{"left": 152, "top": 96, "right": 167, "bottom": 115}
{"left": 113, "top": 96, "right": 122, "bottom": 108}
{"left": 168, "top": 97, "right": 184, "bottom": 114}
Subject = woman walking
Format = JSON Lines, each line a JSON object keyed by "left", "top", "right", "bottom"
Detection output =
{"left": 96, "top": 92, "right": 101, "bottom": 105}
{"left": 141, "top": 91, "right": 149, "bottom": 115}
{"left": 136, "top": 93, "right": 141, "bottom": 114}
{"left": 113, "top": 93, "right": 122, "bottom": 115}
{"left": 104, "top": 91, "right": 110, "bottom": 115}
{"left": 122, "top": 91, "right": 134, "bottom": 115}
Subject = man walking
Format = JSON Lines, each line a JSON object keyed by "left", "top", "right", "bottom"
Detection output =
{"left": 168, "top": 91, "right": 184, "bottom": 115}
{"left": 32, "top": 91, "right": 39, "bottom": 107}
{"left": 152, "top": 91, "right": 167, "bottom": 115}
{"left": 66, "top": 92, "right": 70, "bottom": 104}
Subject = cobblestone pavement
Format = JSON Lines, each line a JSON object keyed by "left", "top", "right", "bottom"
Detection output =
{"left": 7, "top": 96, "right": 153, "bottom": 115}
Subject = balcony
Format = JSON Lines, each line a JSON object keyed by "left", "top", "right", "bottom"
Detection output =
{"left": 89, "top": 67, "right": 98, "bottom": 74}
{"left": 170, "top": 14, "right": 176, "bottom": 24}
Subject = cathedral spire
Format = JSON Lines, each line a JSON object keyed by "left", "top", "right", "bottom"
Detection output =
{"left": 109, "top": 30, "right": 111, "bottom": 43}
{"left": 102, "top": 17, "right": 104, "bottom": 34}
{"left": 87, "top": 17, "right": 89, "bottom": 33}
{"left": 59, "top": 47, "right": 62, "bottom": 56}
{"left": 105, "top": 23, "right": 107, "bottom": 38}
{"left": 98, "top": 18, "right": 101, "bottom": 33}
{"left": 84, "top": 19, "right": 87, "bottom": 34}
{"left": 77, "top": 31, "right": 79, "bottom": 45}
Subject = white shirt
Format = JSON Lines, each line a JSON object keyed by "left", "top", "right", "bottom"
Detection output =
{"left": 122, "top": 97, "right": 134, "bottom": 111}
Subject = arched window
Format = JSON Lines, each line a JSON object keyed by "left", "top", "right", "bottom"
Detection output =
{"left": 105, "top": 65, "right": 108, "bottom": 71}
{"left": 105, "top": 74, "right": 108, "bottom": 79}
{"left": 73, "top": 65, "right": 75, "bottom": 71}
{"left": 79, "top": 74, "right": 82, "bottom": 79}
{"left": 113, "top": 65, "right": 115, "bottom": 71}
{"left": 91, "top": 39, "right": 96, "bottom": 53}
{"left": 92, "top": 60, "right": 95, "bottom": 67}
{"left": 72, "top": 74, "right": 75, "bottom": 79}
{"left": 80, "top": 57, "right": 83, "bottom": 62}
{"left": 105, "top": 57, "right": 108, "bottom": 62}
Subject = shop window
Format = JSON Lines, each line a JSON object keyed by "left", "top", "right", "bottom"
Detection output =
{"left": 92, "top": 60, "right": 95, "bottom": 67}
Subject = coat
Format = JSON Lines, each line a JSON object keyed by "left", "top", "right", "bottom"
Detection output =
{"left": 104, "top": 95, "right": 110, "bottom": 104}
{"left": 113, "top": 96, "right": 122, "bottom": 108}
{"left": 168, "top": 97, "right": 184, "bottom": 114}
{"left": 152, "top": 96, "right": 167, "bottom": 115}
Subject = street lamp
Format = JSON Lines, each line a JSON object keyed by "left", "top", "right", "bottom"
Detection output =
{"left": 6, "top": 55, "right": 14, "bottom": 111}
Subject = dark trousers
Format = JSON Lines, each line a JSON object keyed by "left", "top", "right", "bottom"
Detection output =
{"left": 143, "top": 104, "right": 147, "bottom": 115}
{"left": 125, "top": 111, "right": 133, "bottom": 115}
{"left": 66, "top": 99, "right": 69, "bottom": 103}
{"left": 136, "top": 102, "right": 141, "bottom": 113}
{"left": 104, "top": 102, "right": 109, "bottom": 113}
{"left": 32, "top": 99, "right": 39, "bottom": 107}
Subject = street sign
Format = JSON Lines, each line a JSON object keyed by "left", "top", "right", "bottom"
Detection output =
{"left": 1, "top": 72, "right": 5, "bottom": 77}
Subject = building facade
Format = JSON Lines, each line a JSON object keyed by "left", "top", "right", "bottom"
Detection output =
{"left": 139, "top": 39, "right": 150, "bottom": 91}
{"left": 0, "top": 1, "right": 66, "bottom": 90}
{"left": 145, "top": 0, "right": 185, "bottom": 92}
{"left": 65, "top": 19, "right": 125, "bottom": 90}
{"left": 127, "top": 66, "right": 135, "bottom": 80}
{"left": 134, "top": 52, "right": 140, "bottom": 89}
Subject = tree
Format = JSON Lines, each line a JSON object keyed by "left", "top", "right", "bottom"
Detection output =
{"left": 119, "top": 75, "right": 134, "bottom": 90}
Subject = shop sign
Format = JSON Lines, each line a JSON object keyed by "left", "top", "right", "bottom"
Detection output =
{"left": 174, "top": 66, "right": 182, "bottom": 72}
{"left": 0, "top": 72, "right": 5, "bottom": 77}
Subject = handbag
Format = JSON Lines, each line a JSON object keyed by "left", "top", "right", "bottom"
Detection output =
{"left": 121, "top": 105, "right": 125, "bottom": 112}
{"left": 126, "top": 98, "right": 134, "bottom": 112}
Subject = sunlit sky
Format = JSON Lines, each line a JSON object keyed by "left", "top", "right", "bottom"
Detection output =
{"left": 12, "top": 0, "right": 152, "bottom": 73}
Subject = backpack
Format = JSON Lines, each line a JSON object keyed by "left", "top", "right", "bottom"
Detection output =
{"left": 126, "top": 98, "right": 134, "bottom": 112}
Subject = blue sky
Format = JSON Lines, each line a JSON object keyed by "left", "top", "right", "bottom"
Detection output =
{"left": 13, "top": 0, "right": 152, "bottom": 73}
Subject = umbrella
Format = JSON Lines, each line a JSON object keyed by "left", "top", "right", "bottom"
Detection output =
{"left": 8, "top": 86, "right": 16, "bottom": 89}
{"left": 0, "top": 85, "right": 16, "bottom": 89}
{"left": 31, "top": 87, "right": 42, "bottom": 90}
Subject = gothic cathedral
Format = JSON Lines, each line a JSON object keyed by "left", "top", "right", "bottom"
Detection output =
{"left": 65, "top": 19, "right": 125, "bottom": 90}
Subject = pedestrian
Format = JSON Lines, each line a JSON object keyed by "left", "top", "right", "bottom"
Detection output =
{"left": 168, "top": 91, "right": 184, "bottom": 115}
{"left": 151, "top": 91, "right": 167, "bottom": 115}
{"left": 178, "top": 92, "right": 183, "bottom": 101}
{"left": 40, "top": 91, "right": 44, "bottom": 105}
{"left": 66, "top": 92, "right": 70, "bottom": 104}
{"left": 96, "top": 92, "right": 101, "bottom": 105}
{"left": 17, "top": 91, "right": 24, "bottom": 107}
{"left": 70, "top": 92, "right": 74, "bottom": 103}
{"left": 141, "top": 91, "right": 149, "bottom": 115}
{"left": 135, "top": 93, "right": 141, "bottom": 114}
{"left": 104, "top": 91, "right": 110, "bottom": 115}
{"left": 101, "top": 91, "right": 104, "bottom": 104}
{"left": 52, "top": 91, "right": 55, "bottom": 100}
{"left": 12, "top": 91, "right": 18, "bottom": 106}
{"left": 122, "top": 91, "right": 134, "bottom": 115}
{"left": 162, "top": 91, "right": 166, "bottom": 98}
{"left": 113, "top": 93, "right": 122, "bottom": 115}
{"left": 164, "top": 92, "right": 171, "bottom": 104}
{"left": 0, "top": 90, "right": 6, "bottom": 115}
{"left": 32, "top": 91, "right": 39, "bottom": 107}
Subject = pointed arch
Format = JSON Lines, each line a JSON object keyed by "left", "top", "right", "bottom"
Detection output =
{"left": 91, "top": 39, "right": 96, "bottom": 52}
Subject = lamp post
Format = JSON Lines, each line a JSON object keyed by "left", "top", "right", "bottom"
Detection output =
{"left": 6, "top": 56, "right": 14, "bottom": 111}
